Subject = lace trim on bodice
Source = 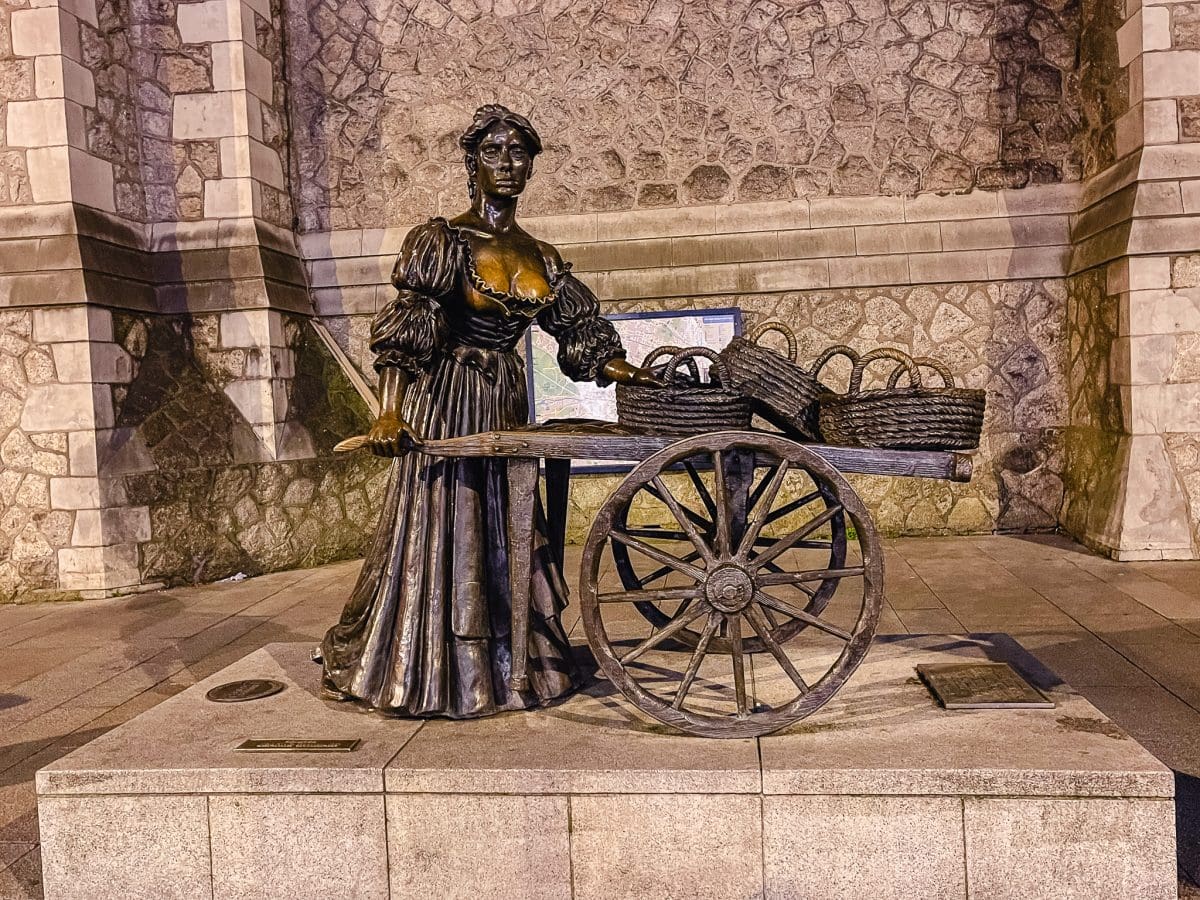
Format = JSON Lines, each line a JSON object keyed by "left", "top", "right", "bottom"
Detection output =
{"left": 436, "top": 217, "right": 567, "bottom": 319}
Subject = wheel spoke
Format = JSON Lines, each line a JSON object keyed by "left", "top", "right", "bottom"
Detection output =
{"left": 728, "top": 613, "right": 749, "bottom": 718}
{"left": 747, "top": 462, "right": 781, "bottom": 513}
{"left": 758, "top": 565, "right": 865, "bottom": 586}
{"left": 736, "top": 460, "right": 790, "bottom": 560}
{"left": 763, "top": 489, "right": 823, "bottom": 525}
{"left": 623, "top": 528, "right": 693, "bottom": 542}
{"left": 651, "top": 475, "right": 716, "bottom": 564}
{"left": 753, "top": 505, "right": 843, "bottom": 570}
{"left": 762, "top": 561, "right": 817, "bottom": 598}
{"left": 683, "top": 461, "right": 718, "bottom": 522}
{"left": 610, "top": 530, "right": 707, "bottom": 582}
{"left": 712, "top": 451, "right": 732, "bottom": 556}
{"left": 671, "top": 611, "right": 721, "bottom": 709}
{"left": 636, "top": 549, "right": 703, "bottom": 587}
{"left": 744, "top": 603, "right": 810, "bottom": 694}
{"left": 618, "top": 603, "right": 710, "bottom": 664}
{"left": 642, "top": 485, "right": 714, "bottom": 540}
{"left": 754, "top": 591, "right": 853, "bottom": 641}
{"left": 598, "top": 587, "right": 701, "bottom": 604}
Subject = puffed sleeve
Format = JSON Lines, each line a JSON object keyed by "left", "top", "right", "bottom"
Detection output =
{"left": 536, "top": 268, "right": 626, "bottom": 386}
{"left": 369, "top": 220, "right": 457, "bottom": 373}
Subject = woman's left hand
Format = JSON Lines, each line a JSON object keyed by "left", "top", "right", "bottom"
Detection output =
{"left": 601, "top": 357, "right": 665, "bottom": 387}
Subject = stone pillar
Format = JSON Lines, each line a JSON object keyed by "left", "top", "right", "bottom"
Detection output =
{"left": 10, "top": 306, "right": 152, "bottom": 597}
{"left": 167, "top": 0, "right": 312, "bottom": 462}
{"left": 171, "top": 0, "right": 281, "bottom": 223}
{"left": 6, "top": 0, "right": 115, "bottom": 214}
{"left": 1066, "top": 0, "right": 1200, "bottom": 559}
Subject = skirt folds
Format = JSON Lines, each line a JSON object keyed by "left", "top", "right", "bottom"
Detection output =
{"left": 320, "top": 349, "right": 580, "bottom": 717}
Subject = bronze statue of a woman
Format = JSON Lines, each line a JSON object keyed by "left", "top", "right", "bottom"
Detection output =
{"left": 320, "top": 105, "right": 660, "bottom": 718}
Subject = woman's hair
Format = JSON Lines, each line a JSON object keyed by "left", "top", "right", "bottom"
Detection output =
{"left": 459, "top": 104, "right": 543, "bottom": 198}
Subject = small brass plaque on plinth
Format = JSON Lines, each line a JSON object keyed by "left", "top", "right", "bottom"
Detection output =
{"left": 205, "top": 679, "right": 285, "bottom": 703}
{"left": 917, "top": 662, "right": 1054, "bottom": 709}
{"left": 234, "top": 739, "right": 362, "bottom": 753}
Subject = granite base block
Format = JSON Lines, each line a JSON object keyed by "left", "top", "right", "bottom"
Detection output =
{"left": 36, "top": 637, "right": 1177, "bottom": 899}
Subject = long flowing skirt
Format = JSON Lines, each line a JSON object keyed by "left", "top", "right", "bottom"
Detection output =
{"left": 320, "top": 348, "right": 580, "bottom": 717}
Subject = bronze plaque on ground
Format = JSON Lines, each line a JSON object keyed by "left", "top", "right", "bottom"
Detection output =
{"left": 205, "top": 679, "right": 286, "bottom": 703}
{"left": 916, "top": 662, "right": 1054, "bottom": 709}
{"left": 234, "top": 739, "right": 362, "bottom": 753}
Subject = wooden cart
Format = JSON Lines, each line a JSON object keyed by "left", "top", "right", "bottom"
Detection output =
{"left": 410, "top": 423, "right": 972, "bottom": 739}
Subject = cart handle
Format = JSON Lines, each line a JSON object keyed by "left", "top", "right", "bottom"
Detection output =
{"left": 332, "top": 433, "right": 422, "bottom": 453}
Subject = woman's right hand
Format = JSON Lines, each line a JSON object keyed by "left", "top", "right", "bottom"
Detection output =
{"left": 367, "top": 411, "right": 420, "bottom": 457}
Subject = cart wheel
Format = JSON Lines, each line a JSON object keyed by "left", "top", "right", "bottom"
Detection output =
{"left": 580, "top": 431, "right": 883, "bottom": 738}
{"left": 611, "top": 460, "right": 847, "bottom": 654}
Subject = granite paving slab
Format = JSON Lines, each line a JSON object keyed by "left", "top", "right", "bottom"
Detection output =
{"left": 758, "top": 633, "right": 1174, "bottom": 797}
{"left": 36, "top": 644, "right": 422, "bottom": 795}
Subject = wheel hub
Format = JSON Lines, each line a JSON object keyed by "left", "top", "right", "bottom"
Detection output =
{"left": 704, "top": 565, "right": 754, "bottom": 613}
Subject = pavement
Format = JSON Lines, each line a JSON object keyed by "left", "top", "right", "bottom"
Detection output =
{"left": 1, "top": 533, "right": 1199, "bottom": 898}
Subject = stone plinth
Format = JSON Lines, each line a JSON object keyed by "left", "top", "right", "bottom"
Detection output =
{"left": 37, "top": 636, "right": 1177, "bottom": 899}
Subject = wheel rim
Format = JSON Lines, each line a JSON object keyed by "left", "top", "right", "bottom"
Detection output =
{"left": 580, "top": 431, "right": 883, "bottom": 739}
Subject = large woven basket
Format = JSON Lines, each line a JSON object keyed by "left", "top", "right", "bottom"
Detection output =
{"left": 814, "top": 346, "right": 985, "bottom": 451}
{"left": 719, "top": 321, "right": 822, "bottom": 441}
{"left": 617, "top": 346, "right": 752, "bottom": 435}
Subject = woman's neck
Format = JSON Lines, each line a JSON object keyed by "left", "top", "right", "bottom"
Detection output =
{"left": 472, "top": 193, "right": 518, "bottom": 232}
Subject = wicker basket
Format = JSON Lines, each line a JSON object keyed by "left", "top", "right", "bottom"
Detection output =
{"left": 814, "top": 346, "right": 985, "bottom": 451}
{"left": 719, "top": 321, "right": 822, "bottom": 441}
{"left": 617, "top": 346, "right": 752, "bottom": 435}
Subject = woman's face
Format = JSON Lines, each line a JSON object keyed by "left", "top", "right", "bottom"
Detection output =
{"left": 473, "top": 124, "right": 533, "bottom": 199}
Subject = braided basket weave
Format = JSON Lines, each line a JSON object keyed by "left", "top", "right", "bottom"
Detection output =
{"left": 815, "top": 346, "right": 985, "bottom": 451}
{"left": 617, "top": 346, "right": 752, "bottom": 435}
{"left": 719, "top": 321, "right": 822, "bottom": 441}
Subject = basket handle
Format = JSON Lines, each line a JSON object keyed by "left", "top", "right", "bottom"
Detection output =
{"left": 664, "top": 346, "right": 730, "bottom": 386}
{"left": 747, "top": 321, "right": 798, "bottom": 362}
{"left": 641, "top": 345, "right": 699, "bottom": 382}
{"left": 849, "top": 347, "right": 922, "bottom": 395}
{"left": 886, "top": 357, "right": 955, "bottom": 389}
{"left": 810, "top": 344, "right": 860, "bottom": 392}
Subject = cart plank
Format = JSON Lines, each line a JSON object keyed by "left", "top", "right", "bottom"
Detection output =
{"left": 411, "top": 426, "right": 972, "bottom": 482}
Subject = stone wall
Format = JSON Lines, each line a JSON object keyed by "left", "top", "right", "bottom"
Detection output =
{"left": 285, "top": 0, "right": 1082, "bottom": 232}
{"left": 3, "top": 0, "right": 1200, "bottom": 600}
{"left": 1078, "top": 0, "right": 1129, "bottom": 177}
{"left": 86, "top": 0, "right": 144, "bottom": 220}
{"left": 1061, "top": 268, "right": 1121, "bottom": 548}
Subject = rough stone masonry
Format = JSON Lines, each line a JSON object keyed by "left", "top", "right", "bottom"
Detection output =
{"left": 0, "top": 0, "right": 1198, "bottom": 600}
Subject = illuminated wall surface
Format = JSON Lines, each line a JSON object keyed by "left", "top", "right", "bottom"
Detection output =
{"left": 0, "top": 0, "right": 1196, "bottom": 599}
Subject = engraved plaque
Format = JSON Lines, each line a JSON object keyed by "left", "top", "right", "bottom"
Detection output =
{"left": 917, "top": 662, "right": 1054, "bottom": 709}
{"left": 205, "top": 679, "right": 286, "bottom": 703}
{"left": 234, "top": 739, "right": 362, "bottom": 753}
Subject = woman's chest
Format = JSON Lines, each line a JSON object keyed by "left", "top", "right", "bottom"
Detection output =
{"left": 463, "top": 235, "right": 552, "bottom": 305}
